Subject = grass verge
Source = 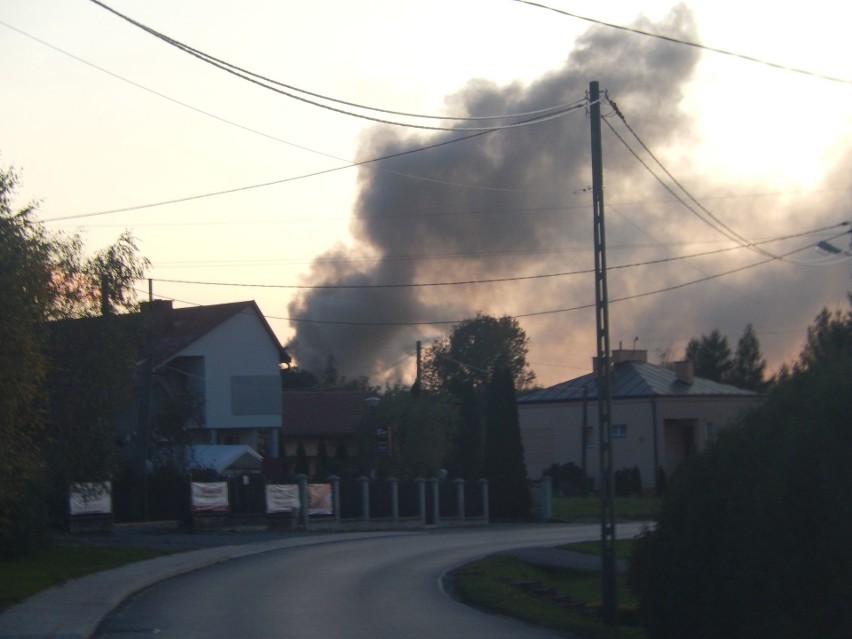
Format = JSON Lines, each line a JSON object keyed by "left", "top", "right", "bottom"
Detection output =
{"left": 0, "top": 544, "right": 171, "bottom": 609}
{"left": 451, "top": 541, "right": 646, "bottom": 639}
{"left": 552, "top": 496, "right": 660, "bottom": 522}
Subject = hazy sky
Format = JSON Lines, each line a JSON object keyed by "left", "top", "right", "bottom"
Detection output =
{"left": 3, "top": 0, "right": 851, "bottom": 387}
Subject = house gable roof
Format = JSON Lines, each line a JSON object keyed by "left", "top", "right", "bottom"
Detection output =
{"left": 143, "top": 300, "right": 284, "bottom": 367}
{"left": 283, "top": 391, "right": 378, "bottom": 438}
{"left": 518, "top": 360, "right": 758, "bottom": 404}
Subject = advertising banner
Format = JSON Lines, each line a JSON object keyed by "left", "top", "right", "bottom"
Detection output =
{"left": 68, "top": 481, "right": 112, "bottom": 516}
{"left": 191, "top": 481, "right": 229, "bottom": 513}
{"left": 308, "top": 483, "right": 333, "bottom": 515}
{"left": 265, "top": 484, "right": 300, "bottom": 514}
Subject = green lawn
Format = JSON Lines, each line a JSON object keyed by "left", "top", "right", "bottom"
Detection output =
{"left": 551, "top": 496, "right": 660, "bottom": 522}
{"left": 453, "top": 548, "right": 645, "bottom": 639}
{"left": 0, "top": 544, "right": 171, "bottom": 609}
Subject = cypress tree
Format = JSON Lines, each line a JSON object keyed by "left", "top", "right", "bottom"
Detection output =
{"left": 483, "top": 366, "right": 531, "bottom": 519}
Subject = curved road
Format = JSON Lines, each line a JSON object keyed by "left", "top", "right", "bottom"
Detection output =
{"left": 95, "top": 523, "right": 642, "bottom": 639}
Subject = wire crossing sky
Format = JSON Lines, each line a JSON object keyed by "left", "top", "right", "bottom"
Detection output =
{"left": 2, "top": 0, "right": 851, "bottom": 385}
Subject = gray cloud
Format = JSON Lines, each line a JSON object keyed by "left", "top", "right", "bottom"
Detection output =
{"left": 287, "top": 5, "right": 851, "bottom": 385}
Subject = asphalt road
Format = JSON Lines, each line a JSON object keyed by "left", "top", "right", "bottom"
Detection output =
{"left": 94, "top": 524, "right": 634, "bottom": 639}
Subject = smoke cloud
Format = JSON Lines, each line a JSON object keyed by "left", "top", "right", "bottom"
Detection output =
{"left": 287, "top": 6, "right": 851, "bottom": 386}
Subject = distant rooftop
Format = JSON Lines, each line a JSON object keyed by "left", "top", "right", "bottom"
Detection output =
{"left": 519, "top": 356, "right": 758, "bottom": 404}
{"left": 283, "top": 391, "right": 380, "bottom": 437}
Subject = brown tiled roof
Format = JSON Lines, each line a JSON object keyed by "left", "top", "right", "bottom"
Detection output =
{"left": 48, "top": 300, "right": 285, "bottom": 370}
{"left": 142, "top": 300, "right": 284, "bottom": 367}
{"left": 282, "top": 391, "right": 378, "bottom": 437}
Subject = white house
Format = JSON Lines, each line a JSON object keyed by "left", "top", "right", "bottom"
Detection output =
{"left": 518, "top": 349, "right": 761, "bottom": 493}
{"left": 119, "top": 300, "right": 287, "bottom": 461}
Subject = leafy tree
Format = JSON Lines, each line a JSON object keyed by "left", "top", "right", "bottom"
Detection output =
{"left": 358, "top": 386, "right": 460, "bottom": 480}
{"left": 423, "top": 314, "right": 534, "bottom": 481}
{"left": 729, "top": 323, "right": 767, "bottom": 390}
{"left": 281, "top": 366, "right": 319, "bottom": 390}
{"left": 684, "top": 328, "right": 732, "bottom": 382}
{"left": 46, "top": 314, "right": 144, "bottom": 490}
{"left": 0, "top": 166, "right": 54, "bottom": 555}
{"left": 443, "top": 379, "right": 483, "bottom": 480}
{"left": 482, "top": 366, "right": 531, "bottom": 519}
{"left": 629, "top": 301, "right": 852, "bottom": 638}
{"left": 0, "top": 165, "right": 149, "bottom": 551}
{"left": 797, "top": 299, "right": 852, "bottom": 371}
{"left": 423, "top": 314, "right": 535, "bottom": 394}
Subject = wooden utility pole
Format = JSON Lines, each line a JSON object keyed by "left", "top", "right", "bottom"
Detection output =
{"left": 589, "top": 80, "right": 618, "bottom": 625}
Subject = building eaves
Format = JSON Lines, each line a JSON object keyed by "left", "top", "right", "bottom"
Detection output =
{"left": 518, "top": 361, "right": 757, "bottom": 405}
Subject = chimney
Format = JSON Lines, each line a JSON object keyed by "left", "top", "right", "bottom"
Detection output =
{"left": 611, "top": 349, "right": 647, "bottom": 364}
{"left": 593, "top": 348, "right": 648, "bottom": 374}
{"left": 675, "top": 360, "right": 694, "bottom": 385}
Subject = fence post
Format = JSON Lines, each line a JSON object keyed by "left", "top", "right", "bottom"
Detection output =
{"left": 540, "top": 475, "right": 553, "bottom": 522}
{"left": 328, "top": 475, "right": 341, "bottom": 528}
{"left": 415, "top": 478, "right": 426, "bottom": 526}
{"left": 430, "top": 478, "right": 440, "bottom": 527}
{"left": 358, "top": 476, "right": 370, "bottom": 521}
{"left": 295, "top": 474, "right": 308, "bottom": 530}
{"left": 454, "top": 478, "right": 465, "bottom": 520}
{"left": 479, "top": 478, "right": 489, "bottom": 523}
{"left": 389, "top": 477, "right": 399, "bottom": 522}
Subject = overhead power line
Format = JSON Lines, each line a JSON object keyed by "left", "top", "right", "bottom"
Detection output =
{"left": 601, "top": 96, "right": 852, "bottom": 267}
{"left": 147, "top": 224, "right": 847, "bottom": 293}
{"left": 137, "top": 229, "right": 845, "bottom": 328}
{"left": 514, "top": 0, "right": 852, "bottom": 85}
{"left": 88, "top": 0, "right": 587, "bottom": 130}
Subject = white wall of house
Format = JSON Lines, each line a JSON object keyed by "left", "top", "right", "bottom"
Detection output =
{"left": 520, "top": 395, "right": 758, "bottom": 493}
{"left": 171, "top": 308, "right": 282, "bottom": 441}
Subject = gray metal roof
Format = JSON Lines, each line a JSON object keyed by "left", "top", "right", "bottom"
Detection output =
{"left": 518, "top": 361, "right": 758, "bottom": 404}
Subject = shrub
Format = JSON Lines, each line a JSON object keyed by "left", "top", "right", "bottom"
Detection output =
{"left": 628, "top": 312, "right": 852, "bottom": 639}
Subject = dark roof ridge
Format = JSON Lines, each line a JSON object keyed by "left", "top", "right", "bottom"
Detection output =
{"left": 519, "top": 359, "right": 758, "bottom": 404}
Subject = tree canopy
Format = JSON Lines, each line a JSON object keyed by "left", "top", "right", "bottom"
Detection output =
{"left": 630, "top": 300, "right": 852, "bottom": 638}
{"left": 0, "top": 164, "right": 149, "bottom": 555}
{"left": 483, "top": 366, "right": 531, "bottom": 519}
{"left": 423, "top": 314, "right": 535, "bottom": 393}
{"left": 684, "top": 325, "right": 767, "bottom": 390}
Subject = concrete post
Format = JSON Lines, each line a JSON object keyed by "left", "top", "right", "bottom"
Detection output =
{"left": 415, "top": 478, "right": 426, "bottom": 526}
{"left": 389, "top": 477, "right": 399, "bottom": 522}
{"left": 358, "top": 476, "right": 370, "bottom": 521}
{"left": 295, "top": 474, "right": 308, "bottom": 530}
{"left": 479, "top": 478, "right": 489, "bottom": 523}
{"left": 328, "top": 475, "right": 341, "bottom": 527}
{"left": 540, "top": 475, "right": 553, "bottom": 522}
{"left": 430, "top": 478, "right": 440, "bottom": 526}
{"left": 454, "top": 478, "right": 465, "bottom": 520}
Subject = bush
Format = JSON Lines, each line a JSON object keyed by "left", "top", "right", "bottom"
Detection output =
{"left": 543, "top": 462, "right": 589, "bottom": 496}
{"left": 614, "top": 467, "right": 642, "bottom": 497}
{"left": 628, "top": 320, "right": 852, "bottom": 639}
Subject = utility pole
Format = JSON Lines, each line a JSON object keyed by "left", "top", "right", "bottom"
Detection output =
{"left": 589, "top": 80, "right": 618, "bottom": 625}
{"left": 412, "top": 341, "right": 422, "bottom": 397}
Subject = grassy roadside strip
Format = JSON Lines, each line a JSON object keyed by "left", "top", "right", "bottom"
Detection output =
{"left": 451, "top": 497, "right": 660, "bottom": 639}
{"left": 451, "top": 539, "right": 646, "bottom": 639}
{"left": 451, "top": 551, "right": 644, "bottom": 639}
{"left": 0, "top": 544, "right": 172, "bottom": 609}
{"left": 551, "top": 496, "right": 661, "bottom": 522}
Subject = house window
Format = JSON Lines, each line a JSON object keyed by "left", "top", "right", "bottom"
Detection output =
{"left": 231, "top": 375, "right": 281, "bottom": 415}
{"left": 583, "top": 425, "right": 594, "bottom": 448}
{"left": 612, "top": 423, "right": 628, "bottom": 438}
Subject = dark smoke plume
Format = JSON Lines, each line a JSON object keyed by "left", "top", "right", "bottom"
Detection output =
{"left": 287, "top": 6, "right": 851, "bottom": 386}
